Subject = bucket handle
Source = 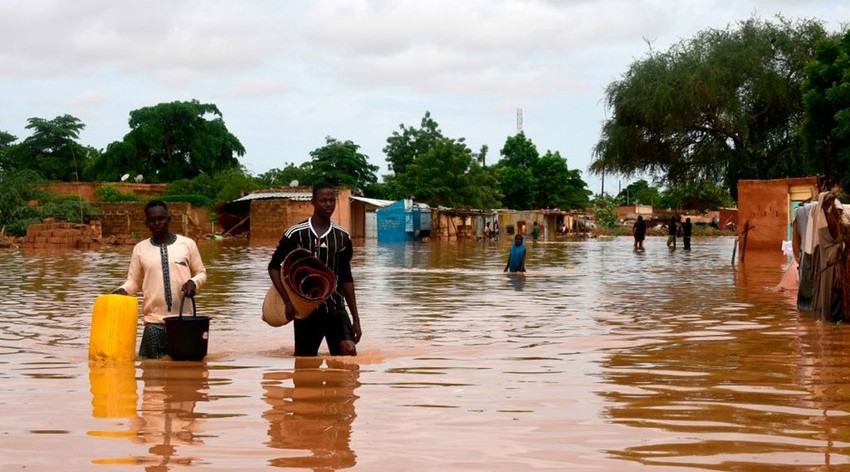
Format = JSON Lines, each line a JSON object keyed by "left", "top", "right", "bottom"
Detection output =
{"left": 178, "top": 295, "right": 197, "bottom": 318}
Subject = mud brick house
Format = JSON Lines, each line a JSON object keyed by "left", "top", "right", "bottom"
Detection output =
{"left": 736, "top": 177, "right": 818, "bottom": 253}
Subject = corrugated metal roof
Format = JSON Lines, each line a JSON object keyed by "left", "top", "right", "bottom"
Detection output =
{"left": 350, "top": 196, "right": 395, "bottom": 208}
{"left": 233, "top": 191, "right": 312, "bottom": 202}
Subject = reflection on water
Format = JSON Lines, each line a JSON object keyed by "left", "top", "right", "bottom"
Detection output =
{"left": 89, "top": 361, "right": 138, "bottom": 421}
{"left": 262, "top": 358, "right": 360, "bottom": 469}
{"left": 5, "top": 236, "right": 850, "bottom": 470}
{"left": 131, "top": 361, "right": 210, "bottom": 470}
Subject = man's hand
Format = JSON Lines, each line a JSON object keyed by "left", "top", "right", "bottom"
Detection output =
{"left": 112, "top": 287, "right": 129, "bottom": 295}
{"left": 181, "top": 280, "right": 197, "bottom": 298}
{"left": 352, "top": 320, "right": 362, "bottom": 344}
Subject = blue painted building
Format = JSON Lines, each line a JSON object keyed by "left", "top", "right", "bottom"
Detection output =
{"left": 377, "top": 199, "right": 431, "bottom": 243}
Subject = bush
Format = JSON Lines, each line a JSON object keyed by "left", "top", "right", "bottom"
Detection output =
{"left": 592, "top": 194, "right": 619, "bottom": 229}
{"left": 41, "top": 196, "right": 101, "bottom": 222}
{"left": 97, "top": 186, "right": 137, "bottom": 202}
{"left": 165, "top": 168, "right": 259, "bottom": 208}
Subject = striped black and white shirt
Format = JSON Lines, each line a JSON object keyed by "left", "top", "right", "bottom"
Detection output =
{"left": 268, "top": 217, "right": 353, "bottom": 313}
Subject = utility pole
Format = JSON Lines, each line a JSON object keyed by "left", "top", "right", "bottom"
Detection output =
{"left": 516, "top": 108, "right": 523, "bottom": 134}
{"left": 601, "top": 167, "right": 605, "bottom": 196}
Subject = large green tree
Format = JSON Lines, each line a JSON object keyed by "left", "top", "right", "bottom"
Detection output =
{"left": 0, "top": 130, "right": 16, "bottom": 173}
{"left": 662, "top": 180, "right": 736, "bottom": 210}
{"left": 306, "top": 137, "right": 378, "bottom": 191}
{"left": 384, "top": 111, "right": 443, "bottom": 176}
{"left": 256, "top": 163, "right": 311, "bottom": 188}
{"left": 590, "top": 17, "right": 828, "bottom": 199}
{"left": 495, "top": 132, "right": 590, "bottom": 210}
{"left": 382, "top": 112, "right": 501, "bottom": 208}
{"left": 496, "top": 133, "right": 538, "bottom": 208}
{"left": 6, "top": 115, "right": 93, "bottom": 181}
{"left": 90, "top": 100, "right": 245, "bottom": 182}
{"left": 801, "top": 30, "right": 850, "bottom": 189}
{"left": 381, "top": 111, "right": 446, "bottom": 200}
{"left": 616, "top": 179, "right": 663, "bottom": 206}
{"left": 402, "top": 137, "right": 500, "bottom": 208}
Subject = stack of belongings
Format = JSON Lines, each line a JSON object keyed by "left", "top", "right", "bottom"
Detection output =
{"left": 797, "top": 190, "right": 850, "bottom": 322}
{"left": 263, "top": 248, "right": 337, "bottom": 327}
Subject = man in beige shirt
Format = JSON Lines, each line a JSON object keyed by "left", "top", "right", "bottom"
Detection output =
{"left": 114, "top": 200, "right": 207, "bottom": 359}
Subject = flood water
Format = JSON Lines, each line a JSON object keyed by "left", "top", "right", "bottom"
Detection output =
{"left": 2, "top": 235, "right": 849, "bottom": 471}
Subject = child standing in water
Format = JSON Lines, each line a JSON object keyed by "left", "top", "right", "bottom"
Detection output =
{"left": 504, "top": 234, "right": 527, "bottom": 273}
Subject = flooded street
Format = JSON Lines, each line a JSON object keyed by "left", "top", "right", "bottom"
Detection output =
{"left": 2, "top": 235, "right": 849, "bottom": 471}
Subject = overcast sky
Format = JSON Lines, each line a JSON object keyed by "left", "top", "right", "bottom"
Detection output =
{"left": 1, "top": 1, "right": 848, "bottom": 194}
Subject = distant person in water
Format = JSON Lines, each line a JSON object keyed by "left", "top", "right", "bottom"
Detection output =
{"left": 504, "top": 234, "right": 527, "bottom": 273}
{"left": 667, "top": 216, "right": 678, "bottom": 249}
{"left": 531, "top": 221, "right": 540, "bottom": 242}
{"left": 633, "top": 215, "right": 646, "bottom": 251}
{"left": 682, "top": 217, "right": 693, "bottom": 250}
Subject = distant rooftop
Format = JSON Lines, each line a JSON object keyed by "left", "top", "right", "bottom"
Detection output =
{"left": 233, "top": 191, "right": 312, "bottom": 202}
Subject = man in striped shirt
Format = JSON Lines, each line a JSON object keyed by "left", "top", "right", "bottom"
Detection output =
{"left": 267, "top": 182, "right": 362, "bottom": 356}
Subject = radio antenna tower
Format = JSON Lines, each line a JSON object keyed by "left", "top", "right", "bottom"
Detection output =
{"left": 516, "top": 108, "right": 523, "bottom": 134}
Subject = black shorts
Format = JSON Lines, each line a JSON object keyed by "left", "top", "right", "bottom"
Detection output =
{"left": 293, "top": 306, "right": 354, "bottom": 356}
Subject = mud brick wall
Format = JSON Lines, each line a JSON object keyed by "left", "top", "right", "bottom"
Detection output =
{"left": 737, "top": 177, "right": 817, "bottom": 251}
{"left": 21, "top": 219, "right": 102, "bottom": 250}
{"left": 250, "top": 199, "right": 315, "bottom": 244}
{"left": 39, "top": 182, "right": 167, "bottom": 202}
{"left": 95, "top": 202, "right": 200, "bottom": 239}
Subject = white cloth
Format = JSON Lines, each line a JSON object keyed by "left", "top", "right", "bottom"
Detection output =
{"left": 781, "top": 240, "right": 794, "bottom": 257}
{"left": 120, "top": 235, "right": 207, "bottom": 324}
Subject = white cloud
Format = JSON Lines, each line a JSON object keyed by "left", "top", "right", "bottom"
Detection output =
{"left": 1, "top": 0, "right": 848, "bottom": 194}
{"left": 0, "top": 0, "right": 286, "bottom": 80}
{"left": 225, "top": 78, "right": 290, "bottom": 100}
{"left": 68, "top": 89, "right": 108, "bottom": 108}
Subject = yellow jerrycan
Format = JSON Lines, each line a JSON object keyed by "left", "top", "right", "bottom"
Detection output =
{"left": 88, "top": 294, "right": 139, "bottom": 361}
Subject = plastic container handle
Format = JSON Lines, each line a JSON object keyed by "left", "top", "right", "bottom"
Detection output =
{"left": 178, "top": 295, "right": 197, "bottom": 318}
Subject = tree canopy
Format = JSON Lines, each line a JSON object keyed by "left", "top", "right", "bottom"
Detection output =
{"left": 495, "top": 132, "right": 591, "bottom": 210}
{"left": 615, "top": 179, "right": 662, "bottom": 206}
{"left": 256, "top": 163, "right": 311, "bottom": 188}
{"left": 591, "top": 17, "right": 829, "bottom": 200}
{"left": 380, "top": 112, "right": 502, "bottom": 208}
{"left": 2, "top": 115, "right": 93, "bottom": 181}
{"left": 89, "top": 100, "right": 245, "bottom": 182}
{"left": 801, "top": 30, "right": 850, "bottom": 189}
{"left": 400, "top": 137, "right": 500, "bottom": 208}
{"left": 306, "top": 137, "right": 379, "bottom": 191}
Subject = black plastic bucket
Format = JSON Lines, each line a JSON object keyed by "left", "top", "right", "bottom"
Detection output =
{"left": 164, "top": 296, "right": 210, "bottom": 361}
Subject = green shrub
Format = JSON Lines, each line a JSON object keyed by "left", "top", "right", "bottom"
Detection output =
{"left": 592, "top": 194, "right": 618, "bottom": 229}
{"left": 97, "top": 186, "right": 137, "bottom": 202}
{"left": 41, "top": 196, "right": 101, "bottom": 222}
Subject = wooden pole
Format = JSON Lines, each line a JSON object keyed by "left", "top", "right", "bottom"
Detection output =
{"left": 740, "top": 220, "right": 750, "bottom": 263}
{"left": 732, "top": 236, "right": 738, "bottom": 264}
{"left": 222, "top": 215, "right": 250, "bottom": 237}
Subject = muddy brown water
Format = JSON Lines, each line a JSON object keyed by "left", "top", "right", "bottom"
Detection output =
{"left": 1, "top": 236, "right": 848, "bottom": 471}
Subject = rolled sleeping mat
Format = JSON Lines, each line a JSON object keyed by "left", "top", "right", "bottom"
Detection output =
{"left": 282, "top": 249, "right": 337, "bottom": 318}
{"left": 262, "top": 249, "right": 337, "bottom": 327}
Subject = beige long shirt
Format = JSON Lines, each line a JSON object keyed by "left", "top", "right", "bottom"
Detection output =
{"left": 120, "top": 234, "right": 207, "bottom": 324}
